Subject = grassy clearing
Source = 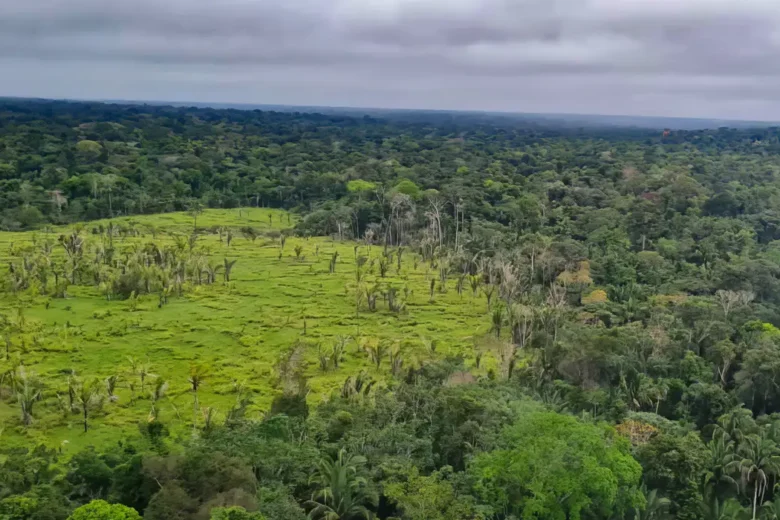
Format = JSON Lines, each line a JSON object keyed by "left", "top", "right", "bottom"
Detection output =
{"left": 0, "top": 208, "right": 490, "bottom": 451}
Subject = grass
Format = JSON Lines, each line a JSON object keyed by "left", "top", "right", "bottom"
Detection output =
{"left": 0, "top": 208, "right": 492, "bottom": 452}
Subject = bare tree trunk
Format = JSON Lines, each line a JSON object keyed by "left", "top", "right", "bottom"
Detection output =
{"left": 193, "top": 390, "right": 199, "bottom": 430}
{"left": 753, "top": 483, "right": 758, "bottom": 520}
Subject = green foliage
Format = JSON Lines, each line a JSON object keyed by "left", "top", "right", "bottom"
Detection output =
{"left": 0, "top": 495, "right": 39, "bottom": 520}
{"left": 0, "top": 484, "right": 72, "bottom": 520}
{"left": 636, "top": 433, "right": 709, "bottom": 520}
{"left": 74, "top": 141, "right": 102, "bottom": 159}
{"left": 393, "top": 180, "right": 421, "bottom": 199}
{"left": 384, "top": 466, "right": 484, "bottom": 520}
{"left": 470, "top": 411, "right": 643, "bottom": 520}
{"left": 66, "top": 500, "right": 141, "bottom": 520}
{"left": 346, "top": 180, "right": 375, "bottom": 195}
{"left": 305, "top": 449, "right": 372, "bottom": 520}
{"left": 209, "top": 507, "right": 265, "bottom": 520}
{"left": 255, "top": 485, "right": 307, "bottom": 520}
{"left": 142, "top": 484, "right": 196, "bottom": 520}
{"left": 66, "top": 448, "right": 112, "bottom": 502}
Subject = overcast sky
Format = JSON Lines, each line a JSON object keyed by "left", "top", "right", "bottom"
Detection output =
{"left": 2, "top": 0, "right": 779, "bottom": 120}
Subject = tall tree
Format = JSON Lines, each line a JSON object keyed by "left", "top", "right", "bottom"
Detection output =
{"left": 306, "top": 449, "right": 371, "bottom": 520}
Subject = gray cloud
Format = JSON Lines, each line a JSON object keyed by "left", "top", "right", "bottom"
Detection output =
{"left": 2, "top": 0, "right": 780, "bottom": 120}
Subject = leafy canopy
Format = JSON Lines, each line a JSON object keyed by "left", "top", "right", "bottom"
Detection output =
{"left": 470, "top": 411, "right": 644, "bottom": 520}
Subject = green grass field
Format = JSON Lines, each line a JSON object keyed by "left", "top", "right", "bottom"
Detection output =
{"left": 0, "top": 208, "right": 491, "bottom": 451}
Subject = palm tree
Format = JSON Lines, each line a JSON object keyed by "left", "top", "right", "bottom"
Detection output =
{"left": 0, "top": 357, "right": 14, "bottom": 395}
{"left": 632, "top": 486, "right": 670, "bottom": 520}
{"left": 188, "top": 364, "right": 209, "bottom": 428}
{"left": 126, "top": 356, "right": 139, "bottom": 400}
{"left": 306, "top": 449, "right": 371, "bottom": 520}
{"left": 105, "top": 374, "right": 119, "bottom": 402}
{"left": 761, "top": 499, "right": 780, "bottom": 520}
{"left": 705, "top": 430, "right": 739, "bottom": 495}
{"left": 149, "top": 377, "right": 168, "bottom": 420}
{"left": 364, "top": 339, "right": 389, "bottom": 370}
{"left": 223, "top": 258, "right": 237, "bottom": 282}
{"left": 420, "top": 336, "right": 438, "bottom": 357}
{"left": 138, "top": 360, "right": 153, "bottom": 393}
{"left": 468, "top": 274, "right": 482, "bottom": 297}
{"left": 3, "top": 329, "right": 12, "bottom": 361}
{"left": 491, "top": 305, "right": 504, "bottom": 338}
{"left": 389, "top": 343, "right": 404, "bottom": 376}
{"left": 15, "top": 368, "right": 41, "bottom": 426}
{"left": 726, "top": 433, "right": 780, "bottom": 520}
{"left": 701, "top": 494, "right": 748, "bottom": 520}
{"left": 354, "top": 256, "right": 367, "bottom": 335}
{"left": 719, "top": 407, "right": 757, "bottom": 446}
{"left": 188, "top": 200, "right": 204, "bottom": 230}
{"left": 66, "top": 371, "right": 80, "bottom": 412}
{"left": 75, "top": 379, "right": 104, "bottom": 433}
{"left": 331, "top": 336, "right": 349, "bottom": 369}
{"left": 101, "top": 174, "right": 120, "bottom": 217}
{"left": 204, "top": 261, "right": 222, "bottom": 285}
{"left": 481, "top": 283, "right": 496, "bottom": 312}
{"left": 329, "top": 251, "right": 339, "bottom": 274}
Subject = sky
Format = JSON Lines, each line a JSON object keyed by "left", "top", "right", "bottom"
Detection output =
{"left": 1, "top": 0, "right": 780, "bottom": 121}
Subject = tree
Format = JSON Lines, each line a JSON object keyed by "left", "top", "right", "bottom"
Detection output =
{"left": 306, "top": 449, "right": 372, "bottom": 520}
{"left": 149, "top": 377, "right": 168, "bottom": 420}
{"left": 67, "top": 499, "right": 141, "bottom": 520}
{"left": 726, "top": 432, "right": 780, "bottom": 520}
{"left": 700, "top": 492, "right": 747, "bottom": 520}
{"left": 394, "top": 179, "right": 421, "bottom": 200}
{"left": 705, "top": 430, "right": 738, "bottom": 497}
{"left": 137, "top": 359, "right": 153, "bottom": 393}
{"left": 66, "top": 448, "right": 113, "bottom": 502}
{"left": 346, "top": 180, "right": 376, "bottom": 196}
{"left": 0, "top": 495, "right": 40, "bottom": 519}
{"left": 210, "top": 507, "right": 266, "bottom": 520}
{"left": 256, "top": 485, "right": 307, "bottom": 520}
{"left": 736, "top": 341, "right": 780, "bottom": 416}
{"left": 75, "top": 140, "right": 103, "bottom": 160}
{"left": 144, "top": 484, "right": 196, "bottom": 520}
{"left": 761, "top": 499, "right": 780, "bottom": 520}
{"left": 716, "top": 290, "right": 755, "bottom": 320}
{"left": 0, "top": 485, "right": 71, "bottom": 520}
{"left": 188, "top": 200, "right": 204, "bottom": 230}
{"left": 353, "top": 256, "right": 367, "bottom": 335}
{"left": 636, "top": 432, "right": 709, "bottom": 520}
{"left": 384, "top": 466, "right": 482, "bottom": 520}
{"left": 223, "top": 258, "right": 237, "bottom": 282}
{"left": 14, "top": 368, "right": 41, "bottom": 426}
{"left": 470, "top": 411, "right": 643, "bottom": 520}
{"left": 363, "top": 339, "right": 389, "bottom": 370}
{"left": 75, "top": 378, "right": 104, "bottom": 433}
{"left": 189, "top": 363, "right": 209, "bottom": 428}
{"left": 101, "top": 174, "right": 121, "bottom": 217}
{"left": 631, "top": 486, "right": 671, "bottom": 520}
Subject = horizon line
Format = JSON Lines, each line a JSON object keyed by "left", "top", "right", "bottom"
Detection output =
{"left": 3, "top": 94, "right": 779, "bottom": 128}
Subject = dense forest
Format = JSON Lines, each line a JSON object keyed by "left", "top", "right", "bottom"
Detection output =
{"left": 5, "top": 98, "right": 780, "bottom": 519}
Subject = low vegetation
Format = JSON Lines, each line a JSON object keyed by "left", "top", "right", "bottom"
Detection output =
{"left": 0, "top": 208, "right": 487, "bottom": 450}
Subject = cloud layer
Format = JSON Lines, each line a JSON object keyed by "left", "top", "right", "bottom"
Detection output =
{"left": 2, "top": 0, "right": 779, "bottom": 119}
